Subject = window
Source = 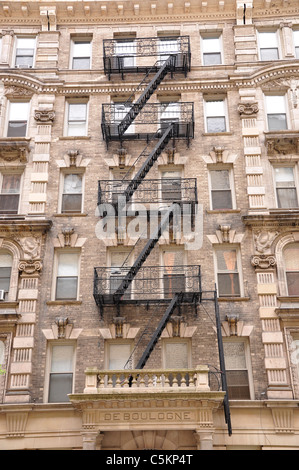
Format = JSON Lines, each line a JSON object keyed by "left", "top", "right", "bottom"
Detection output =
{"left": 202, "top": 35, "right": 222, "bottom": 65}
{"left": 274, "top": 167, "right": 298, "bottom": 208}
{"left": 66, "top": 102, "right": 88, "bottom": 137}
{"left": 55, "top": 252, "right": 79, "bottom": 301}
{"left": 283, "top": 243, "right": 299, "bottom": 296}
{"left": 108, "top": 343, "right": 132, "bottom": 370}
{"left": 159, "top": 37, "right": 180, "bottom": 63}
{"left": 162, "top": 249, "right": 185, "bottom": 298}
{"left": 204, "top": 99, "right": 227, "bottom": 133}
{"left": 14, "top": 37, "right": 35, "bottom": 68}
{"left": 294, "top": 30, "right": 299, "bottom": 58}
{"left": 48, "top": 344, "right": 74, "bottom": 403}
{"left": 161, "top": 169, "right": 182, "bottom": 202}
{"left": 163, "top": 340, "right": 190, "bottom": 369}
{"left": 223, "top": 340, "right": 252, "bottom": 400}
{"left": 115, "top": 40, "right": 136, "bottom": 68}
{"left": 110, "top": 251, "right": 132, "bottom": 299}
{"left": 210, "top": 169, "right": 233, "bottom": 210}
{"left": 0, "top": 340, "right": 5, "bottom": 366}
{"left": 113, "top": 102, "right": 135, "bottom": 135}
{"left": 258, "top": 31, "right": 279, "bottom": 61}
{"left": 160, "top": 102, "right": 181, "bottom": 131}
{"left": 265, "top": 95, "right": 288, "bottom": 131}
{"left": 0, "top": 252, "right": 12, "bottom": 300}
{"left": 215, "top": 248, "right": 241, "bottom": 297}
{"left": 61, "top": 173, "right": 83, "bottom": 213}
{"left": 0, "top": 173, "right": 21, "bottom": 214}
{"left": 71, "top": 39, "right": 91, "bottom": 69}
{"left": 7, "top": 101, "right": 29, "bottom": 137}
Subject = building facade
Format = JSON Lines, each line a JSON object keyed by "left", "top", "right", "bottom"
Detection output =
{"left": 0, "top": 0, "right": 299, "bottom": 450}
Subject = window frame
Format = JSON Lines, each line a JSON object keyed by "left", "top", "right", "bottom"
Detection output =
{"left": 257, "top": 30, "right": 280, "bottom": 61}
{"left": 293, "top": 29, "right": 299, "bottom": 59}
{"left": 6, "top": 100, "right": 30, "bottom": 138}
{"left": 208, "top": 166, "right": 236, "bottom": 211}
{"left": 204, "top": 96, "right": 229, "bottom": 134}
{"left": 223, "top": 337, "right": 254, "bottom": 400}
{"left": 45, "top": 341, "right": 76, "bottom": 403}
{"left": 201, "top": 33, "right": 223, "bottom": 66}
{"left": 14, "top": 36, "right": 36, "bottom": 68}
{"left": 59, "top": 170, "right": 85, "bottom": 214}
{"left": 70, "top": 37, "right": 92, "bottom": 70}
{"left": 214, "top": 245, "right": 243, "bottom": 298}
{"left": 265, "top": 93, "right": 289, "bottom": 132}
{"left": 0, "top": 251, "right": 13, "bottom": 301}
{"left": 105, "top": 340, "right": 133, "bottom": 370}
{"left": 273, "top": 165, "right": 299, "bottom": 209}
{"left": 52, "top": 249, "right": 81, "bottom": 301}
{"left": 0, "top": 170, "right": 23, "bottom": 215}
{"left": 108, "top": 248, "right": 134, "bottom": 300}
{"left": 283, "top": 243, "right": 299, "bottom": 297}
{"left": 64, "top": 99, "right": 88, "bottom": 137}
{"left": 162, "top": 338, "right": 191, "bottom": 369}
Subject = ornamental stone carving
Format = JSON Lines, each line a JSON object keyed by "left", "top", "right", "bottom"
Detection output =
{"left": 266, "top": 136, "right": 299, "bottom": 156}
{"left": 254, "top": 230, "right": 279, "bottom": 254}
{"left": 34, "top": 109, "right": 55, "bottom": 123}
{"left": 251, "top": 254, "right": 277, "bottom": 270}
{"left": 238, "top": 102, "right": 259, "bottom": 116}
{"left": 18, "top": 259, "right": 42, "bottom": 276}
{"left": 0, "top": 142, "right": 30, "bottom": 163}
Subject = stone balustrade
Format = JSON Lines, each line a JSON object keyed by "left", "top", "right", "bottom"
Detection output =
{"left": 83, "top": 365, "right": 211, "bottom": 394}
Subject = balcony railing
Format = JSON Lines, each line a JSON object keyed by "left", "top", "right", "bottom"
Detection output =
{"left": 101, "top": 103, "right": 194, "bottom": 144}
{"left": 98, "top": 178, "right": 198, "bottom": 208}
{"left": 103, "top": 36, "right": 191, "bottom": 78}
{"left": 84, "top": 365, "right": 212, "bottom": 394}
{"left": 93, "top": 264, "right": 202, "bottom": 306}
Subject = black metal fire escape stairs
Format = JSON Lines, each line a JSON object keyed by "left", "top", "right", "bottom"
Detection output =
{"left": 97, "top": 45, "right": 232, "bottom": 436}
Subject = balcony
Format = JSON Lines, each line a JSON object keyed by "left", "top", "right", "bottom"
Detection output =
{"left": 93, "top": 264, "right": 202, "bottom": 307}
{"left": 98, "top": 178, "right": 198, "bottom": 211}
{"left": 101, "top": 102, "right": 194, "bottom": 145}
{"left": 103, "top": 36, "right": 191, "bottom": 78}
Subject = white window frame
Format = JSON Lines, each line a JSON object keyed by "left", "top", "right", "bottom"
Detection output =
{"left": 52, "top": 249, "right": 81, "bottom": 301}
{"left": 14, "top": 36, "right": 36, "bottom": 68}
{"left": 65, "top": 100, "right": 88, "bottom": 137}
{"left": 293, "top": 30, "right": 299, "bottom": 59}
{"left": 162, "top": 338, "right": 191, "bottom": 369}
{"left": 272, "top": 165, "right": 299, "bottom": 209}
{"left": 208, "top": 166, "right": 236, "bottom": 211}
{"left": 257, "top": 30, "right": 280, "bottom": 61}
{"left": 265, "top": 94, "right": 289, "bottom": 131}
{"left": 214, "top": 245, "right": 243, "bottom": 298}
{"left": 70, "top": 38, "right": 92, "bottom": 70}
{"left": 201, "top": 33, "right": 223, "bottom": 66}
{"left": 204, "top": 97, "right": 229, "bottom": 133}
{"left": 0, "top": 251, "right": 13, "bottom": 301}
{"left": 160, "top": 247, "right": 186, "bottom": 299}
{"left": 114, "top": 40, "right": 136, "bottom": 68}
{"left": 59, "top": 170, "right": 85, "bottom": 214}
{"left": 108, "top": 249, "right": 134, "bottom": 300}
{"left": 283, "top": 243, "right": 299, "bottom": 297}
{"left": 105, "top": 340, "right": 133, "bottom": 370}
{"left": 44, "top": 341, "right": 76, "bottom": 403}
{"left": 6, "top": 101, "right": 30, "bottom": 138}
{"left": 223, "top": 337, "right": 254, "bottom": 400}
{"left": 0, "top": 170, "right": 23, "bottom": 215}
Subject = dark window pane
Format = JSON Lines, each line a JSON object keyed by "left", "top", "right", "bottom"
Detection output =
{"left": 268, "top": 114, "right": 287, "bottom": 131}
{"left": 260, "top": 48, "right": 279, "bottom": 61}
{"left": 0, "top": 195, "right": 20, "bottom": 214}
{"left": 206, "top": 116, "right": 226, "bottom": 133}
{"left": 56, "top": 277, "right": 78, "bottom": 300}
{"left": 164, "top": 274, "right": 185, "bottom": 298}
{"left": 203, "top": 52, "right": 222, "bottom": 65}
{"left": 7, "top": 121, "right": 27, "bottom": 137}
{"left": 0, "top": 267, "right": 11, "bottom": 292}
{"left": 48, "top": 373, "right": 72, "bottom": 403}
{"left": 15, "top": 52, "right": 34, "bottom": 67}
{"left": 61, "top": 194, "right": 82, "bottom": 213}
{"left": 277, "top": 188, "right": 298, "bottom": 208}
{"left": 286, "top": 272, "right": 299, "bottom": 296}
{"left": 72, "top": 57, "right": 90, "bottom": 69}
{"left": 110, "top": 275, "right": 131, "bottom": 300}
{"left": 226, "top": 370, "right": 250, "bottom": 400}
{"left": 212, "top": 190, "right": 232, "bottom": 210}
{"left": 218, "top": 273, "right": 240, "bottom": 297}
{"left": 162, "top": 179, "right": 182, "bottom": 202}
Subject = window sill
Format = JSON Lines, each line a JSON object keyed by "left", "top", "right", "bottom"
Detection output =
{"left": 202, "top": 132, "right": 233, "bottom": 136}
{"left": 218, "top": 297, "right": 250, "bottom": 302}
{"left": 59, "top": 136, "right": 91, "bottom": 141}
{"left": 46, "top": 300, "right": 82, "bottom": 306}
{"left": 277, "top": 296, "right": 299, "bottom": 303}
{"left": 206, "top": 209, "right": 241, "bottom": 214}
{"left": 53, "top": 213, "right": 88, "bottom": 218}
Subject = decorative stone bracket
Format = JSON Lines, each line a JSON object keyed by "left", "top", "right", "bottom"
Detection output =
{"left": 251, "top": 254, "right": 277, "bottom": 270}
{"left": 18, "top": 259, "right": 42, "bottom": 277}
{"left": 0, "top": 140, "right": 30, "bottom": 164}
{"left": 34, "top": 109, "right": 55, "bottom": 124}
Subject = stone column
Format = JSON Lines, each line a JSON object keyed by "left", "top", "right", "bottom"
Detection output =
{"left": 0, "top": 30, "right": 14, "bottom": 66}
{"left": 194, "top": 430, "right": 214, "bottom": 450}
{"left": 82, "top": 431, "right": 99, "bottom": 450}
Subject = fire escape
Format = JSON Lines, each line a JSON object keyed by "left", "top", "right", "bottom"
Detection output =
{"left": 94, "top": 36, "right": 232, "bottom": 435}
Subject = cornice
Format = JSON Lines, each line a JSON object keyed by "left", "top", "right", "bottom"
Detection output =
{"left": 1, "top": 63, "right": 299, "bottom": 96}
